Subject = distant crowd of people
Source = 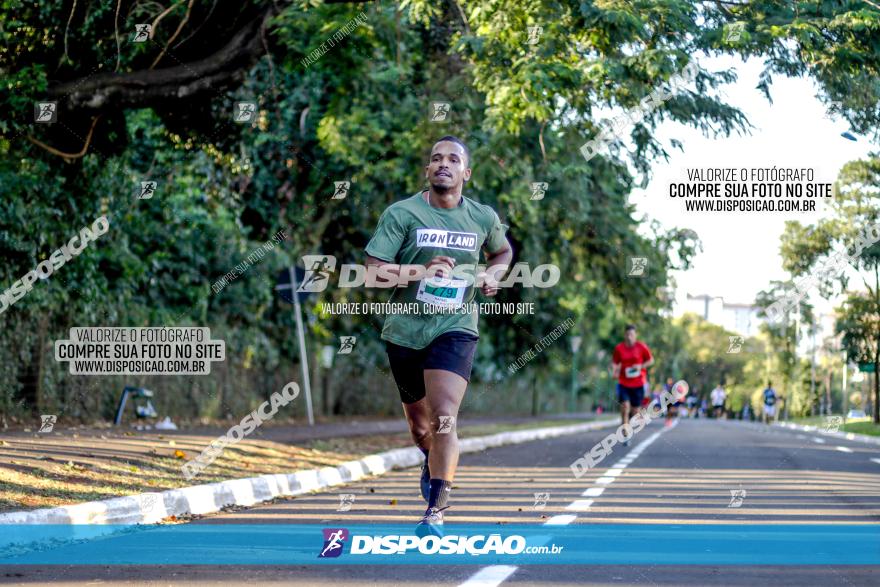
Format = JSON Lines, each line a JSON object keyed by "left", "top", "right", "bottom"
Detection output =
{"left": 607, "top": 323, "right": 783, "bottom": 427}
{"left": 642, "top": 380, "right": 781, "bottom": 423}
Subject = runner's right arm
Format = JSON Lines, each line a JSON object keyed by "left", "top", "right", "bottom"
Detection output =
{"left": 610, "top": 346, "right": 621, "bottom": 379}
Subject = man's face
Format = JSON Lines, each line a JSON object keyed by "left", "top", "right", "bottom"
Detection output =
{"left": 624, "top": 329, "right": 637, "bottom": 346}
{"left": 425, "top": 141, "right": 471, "bottom": 192}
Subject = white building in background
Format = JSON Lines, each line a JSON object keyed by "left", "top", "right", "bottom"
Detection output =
{"left": 682, "top": 293, "right": 765, "bottom": 337}
{"left": 680, "top": 293, "right": 838, "bottom": 358}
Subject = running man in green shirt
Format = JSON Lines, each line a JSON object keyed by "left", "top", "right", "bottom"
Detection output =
{"left": 365, "top": 136, "right": 513, "bottom": 532}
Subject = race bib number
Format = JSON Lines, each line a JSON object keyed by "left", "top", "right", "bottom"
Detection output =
{"left": 416, "top": 276, "right": 468, "bottom": 308}
{"left": 624, "top": 366, "right": 641, "bottom": 378}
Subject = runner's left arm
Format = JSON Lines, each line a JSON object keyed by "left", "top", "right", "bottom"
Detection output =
{"left": 481, "top": 238, "right": 513, "bottom": 296}
{"left": 480, "top": 209, "right": 513, "bottom": 296}
{"left": 642, "top": 345, "right": 655, "bottom": 369}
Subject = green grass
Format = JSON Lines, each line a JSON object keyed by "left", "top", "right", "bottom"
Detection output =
{"left": 788, "top": 414, "right": 879, "bottom": 436}
{"left": 789, "top": 415, "right": 838, "bottom": 425}
{"left": 842, "top": 421, "right": 880, "bottom": 436}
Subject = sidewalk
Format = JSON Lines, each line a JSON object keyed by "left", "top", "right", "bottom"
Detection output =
{"left": 0, "top": 413, "right": 603, "bottom": 514}
{"left": 775, "top": 420, "right": 880, "bottom": 446}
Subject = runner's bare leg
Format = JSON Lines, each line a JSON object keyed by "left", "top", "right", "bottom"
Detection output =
{"left": 402, "top": 397, "right": 433, "bottom": 453}
{"left": 423, "top": 369, "right": 467, "bottom": 481}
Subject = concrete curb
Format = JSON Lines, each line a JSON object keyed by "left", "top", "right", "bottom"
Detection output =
{"left": 775, "top": 421, "right": 880, "bottom": 446}
{"left": 0, "top": 419, "right": 617, "bottom": 526}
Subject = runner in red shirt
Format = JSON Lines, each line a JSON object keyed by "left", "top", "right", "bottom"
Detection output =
{"left": 611, "top": 324, "right": 654, "bottom": 446}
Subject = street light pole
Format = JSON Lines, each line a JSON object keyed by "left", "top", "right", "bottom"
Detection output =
{"left": 290, "top": 267, "right": 315, "bottom": 426}
{"left": 275, "top": 267, "right": 315, "bottom": 426}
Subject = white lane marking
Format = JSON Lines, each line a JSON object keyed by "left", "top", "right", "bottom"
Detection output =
{"left": 565, "top": 499, "right": 594, "bottom": 511}
{"left": 458, "top": 565, "right": 518, "bottom": 587}
{"left": 813, "top": 437, "right": 826, "bottom": 444}
{"left": 459, "top": 424, "right": 667, "bottom": 587}
{"left": 870, "top": 458, "right": 880, "bottom": 465}
{"left": 457, "top": 509, "right": 577, "bottom": 585}
{"left": 605, "top": 468, "right": 624, "bottom": 477}
{"left": 836, "top": 446, "right": 853, "bottom": 453}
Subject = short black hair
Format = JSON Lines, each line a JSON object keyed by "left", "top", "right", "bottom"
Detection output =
{"left": 433, "top": 135, "right": 470, "bottom": 166}
{"left": 625, "top": 324, "right": 637, "bottom": 332}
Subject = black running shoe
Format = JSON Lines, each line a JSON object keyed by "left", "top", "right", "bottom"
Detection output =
{"left": 420, "top": 458, "right": 431, "bottom": 502}
{"left": 416, "top": 506, "right": 448, "bottom": 537}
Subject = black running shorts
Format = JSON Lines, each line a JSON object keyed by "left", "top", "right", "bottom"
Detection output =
{"left": 386, "top": 331, "right": 479, "bottom": 404}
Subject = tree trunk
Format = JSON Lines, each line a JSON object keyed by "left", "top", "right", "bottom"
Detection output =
{"left": 824, "top": 371, "right": 832, "bottom": 416}
{"left": 531, "top": 373, "right": 539, "bottom": 416}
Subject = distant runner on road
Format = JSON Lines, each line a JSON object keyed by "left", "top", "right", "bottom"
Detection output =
{"left": 365, "top": 135, "right": 513, "bottom": 533}
{"left": 762, "top": 382, "right": 778, "bottom": 424}
{"left": 663, "top": 376, "right": 684, "bottom": 426}
{"left": 611, "top": 324, "right": 654, "bottom": 445}
{"left": 710, "top": 383, "right": 727, "bottom": 419}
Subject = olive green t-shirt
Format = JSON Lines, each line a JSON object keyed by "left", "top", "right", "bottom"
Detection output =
{"left": 365, "top": 192, "right": 509, "bottom": 349}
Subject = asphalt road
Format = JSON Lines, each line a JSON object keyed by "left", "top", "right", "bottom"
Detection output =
{"left": 3, "top": 418, "right": 879, "bottom": 585}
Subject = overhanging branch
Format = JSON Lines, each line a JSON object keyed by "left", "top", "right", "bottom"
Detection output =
{"left": 49, "top": 13, "right": 268, "bottom": 112}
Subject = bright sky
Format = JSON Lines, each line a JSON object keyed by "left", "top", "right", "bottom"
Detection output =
{"left": 629, "top": 54, "right": 874, "bottom": 316}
